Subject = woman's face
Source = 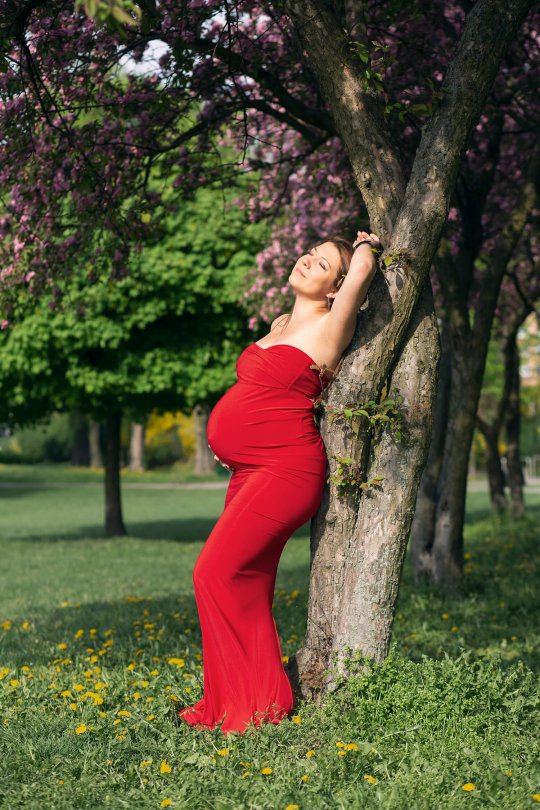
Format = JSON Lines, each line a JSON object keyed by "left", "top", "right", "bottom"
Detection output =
{"left": 289, "top": 241, "right": 342, "bottom": 299}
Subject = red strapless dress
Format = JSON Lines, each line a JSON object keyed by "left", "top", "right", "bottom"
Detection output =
{"left": 177, "top": 342, "right": 332, "bottom": 736}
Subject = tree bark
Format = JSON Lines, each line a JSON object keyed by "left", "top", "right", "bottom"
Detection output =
{"left": 410, "top": 320, "right": 452, "bottom": 582}
{"left": 104, "top": 410, "right": 127, "bottom": 537}
{"left": 193, "top": 403, "right": 216, "bottom": 474}
{"left": 504, "top": 330, "right": 526, "bottom": 518}
{"left": 129, "top": 421, "right": 145, "bottom": 472}
{"left": 89, "top": 421, "right": 103, "bottom": 468}
{"left": 480, "top": 423, "right": 508, "bottom": 512}
{"left": 70, "top": 407, "right": 90, "bottom": 467}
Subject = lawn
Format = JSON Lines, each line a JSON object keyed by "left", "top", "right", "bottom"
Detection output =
{"left": 0, "top": 466, "right": 539, "bottom": 809}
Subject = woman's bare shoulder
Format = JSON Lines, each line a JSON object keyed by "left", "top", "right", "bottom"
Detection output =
{"left": 270, "top": 313, "right": 290, "bottom": 331}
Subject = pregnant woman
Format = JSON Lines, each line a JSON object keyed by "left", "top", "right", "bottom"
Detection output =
{"left": 176, "top": 230, "right": 382, "bottom": 736}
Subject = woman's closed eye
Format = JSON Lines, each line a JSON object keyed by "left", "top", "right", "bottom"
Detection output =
{"left": 309, "top": 249, "right": 327, "bottom": 270}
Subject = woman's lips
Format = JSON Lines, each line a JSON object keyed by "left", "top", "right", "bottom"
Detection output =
{"left": 296, "top": 267, "right": 306, "bottom": 278}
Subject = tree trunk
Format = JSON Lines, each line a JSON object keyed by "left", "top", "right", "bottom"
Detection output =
{"left": 193, "top": 403, "right": 217, "bottom": 474}
{"left": 70, "top": 407, "right": 90, "bottom": 467}
{"left": 89, "top": 421, "right": 103, "bottom": 468}
{"left": 504, "top": 330, "right": 525, "bottom": 518}
{"left": 478, "top": 423, "right": 508, "bottom": 513}
{"left": 104, "top": 411, "right": 126, "bottom": 537}
{"left": 410, "top": 320, "right": 452, "bottom": 583}
{"left": 129, "top": 421, "right": 145, "bottom": 472}
{"left": 288, "top": 281, "right": 440, "bottom": 701}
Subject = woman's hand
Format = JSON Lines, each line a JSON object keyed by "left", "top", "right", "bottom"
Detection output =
{"left": 208, "top": 443, "right": 235, "bottom": 472}
{"left": 351, "top": 230, "right": 383, "bottom": 267}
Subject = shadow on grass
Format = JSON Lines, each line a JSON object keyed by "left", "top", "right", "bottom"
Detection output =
{"left": 10, "top": 520, "right": 312, "bottom": 544}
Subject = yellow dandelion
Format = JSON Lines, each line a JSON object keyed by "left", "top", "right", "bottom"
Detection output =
{"left": 57, "top": 643, "right": 67, "bottom": 650}
{"left": 240, "top": 771, "right": 250, "bottom": 779}
{"left": 74, "top": 629, "right": 84, "bottom": 638}
{"left": 167, "top": 658, "right": 185, "bottom": 667}
{"left": 239, "top": 761, "right": 250, "bottom": 768}
{"left": 113, "top": 719, "right": 122, "bottom": 726}
{"left": 261, "top": 767, "right": 273, "bottom": 775}
{"left": 0, "top": 668, "right": 10, "bottom": 679}
{"left": 147, "top": 714, "right": 155, "bottom": 721}
{"left": 150, "top": 669, "right": 160, "bottom": 676}
{"left": 291, "top": 715, "right": 302, "bottom": 724}
{"left": 9, "top": 679, "right": 20, "bottom": 687}
{"left": 160, "top": 760, "right": 172, "bottom": 774}
{"left": 127, "top": 663, "right": 135, "bottom": 671}
{"left": 216, "top": 748, "right": 230, "bottom": 756}
{"left": 75, "top": 724, "right": 88, "bottom": 735}
{"left": 282, "top": 655, "right": 289, "bottom": 663}
{"left": 300, "top": 774, "right": 309, "bottom": 782}
{"left": 140, "top": 760, "right": 152, "bottom": 768}
{"left": 117, "top": 710, "right": 130, "bottom": 717}
{"left": 73, "top": 684, "right": 85, "bottom": 692}
{"left": 441, "top": 613, "right": 449, "bottom": 619}
{"left": 505, "top": 770, "right": 512, "bottom": 777}
{"left": 451, "top": 626, "right": 459, "bottom": 632}
{"left": 532, "top": 795, "right": 540, "bottom": 802}
{"left": 462, "top": 783, "right": 476, "bottom": 791}
{"left": 21, "top": 666, "right": 30, "bottom": 672}
{"left": 60, "top": 690, "right": 71, "bottom": 698}
{"left": 133, "top": 692, "right": 141, "bottom": 700}
{"left": 69, "top": 703, "right": 77, "bottom": 711}
{"left": 99, "top": 711, "right": 107, "bottom": 718}
{"left": 337, "top": 750, "right": 347, "bottom": 757}
{"left": 140, "top": 680, "right": 149, "bottom": 688}
{"left": 160, "top": 801, "right": 172, "bottom": 808}
{"left": 335, "top": 741, "right": 345, "bottom": 748}
{"left": 306, "top": 750, "right": 315, "bottom": 758}
{"left": 345, "top": 743, "right": 359, "bottom": 751}
{"left": 285, "top": 806, "right": 299, "bottom": 810}
{"left": 364, "top": 774, "right": 377, "bottom": 784}
{"left": 21, "top": 622, "right": 30, "bottom": 630}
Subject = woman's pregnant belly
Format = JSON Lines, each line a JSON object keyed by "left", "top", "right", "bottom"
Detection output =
{"left": 207, "top": 382, "right": 326, "bottom": 470}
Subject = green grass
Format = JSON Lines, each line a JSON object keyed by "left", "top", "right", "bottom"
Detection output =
{"left": 0, "top": 460, "right": 230, "bottom": 485}
{"left": 0, "top": 467, "right": 539, "bottom": 809}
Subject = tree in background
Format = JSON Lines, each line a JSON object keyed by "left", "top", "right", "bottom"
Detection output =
{"left": 0, "top": 181, "right": 267, "bottom": 535}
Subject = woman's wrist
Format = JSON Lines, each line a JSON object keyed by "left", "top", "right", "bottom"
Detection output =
{"left": 353, "top": 239, "right": 383, "bottom": 254}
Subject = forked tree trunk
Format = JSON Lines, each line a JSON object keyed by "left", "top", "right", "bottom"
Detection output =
{"left": 104, "top": 411, "right": 126, "bottom": 537}
{"left": 279, "top": 0, "right": 535, "bottom": 698}
{"left": 289, "top": 281, "right": 439, "bottom": 699}
{"left": 89, "top": 421, "right": 103, "bottom": 468}
{"left": 129, "top": 421, "right": 145, "bottom": 472}
{"left": 193, "top": 403, "right": 216, "bottom": 474}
